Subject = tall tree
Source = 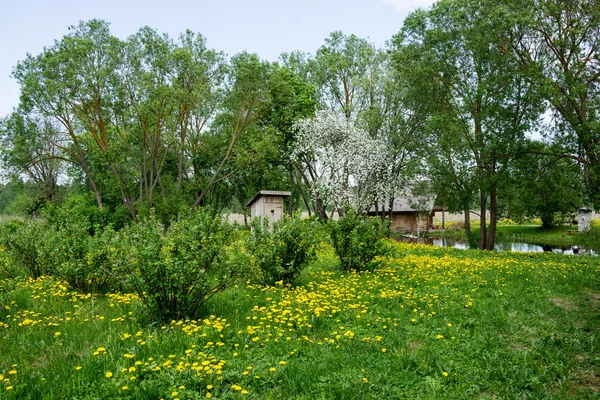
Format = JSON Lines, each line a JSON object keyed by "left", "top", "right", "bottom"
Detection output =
{"left": 393, "top": 0, "right": 543, "bottom": 249}
{"left": 505, "top": 0, "right": 600, "bottom": 206}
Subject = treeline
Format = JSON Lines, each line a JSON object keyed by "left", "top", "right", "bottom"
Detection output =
{"left": 1, "top": 0, "right": 599, "bottom": 249}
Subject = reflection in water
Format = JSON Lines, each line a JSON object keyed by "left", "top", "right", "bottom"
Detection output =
{"left": 395, "top": 236, "right": 597, "bottom": 255}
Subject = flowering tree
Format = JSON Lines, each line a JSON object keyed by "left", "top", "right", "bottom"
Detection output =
{"left": 291, "top": 111, "right": 395, "bottom": 216}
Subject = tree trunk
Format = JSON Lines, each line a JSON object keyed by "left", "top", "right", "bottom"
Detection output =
{"left": 479, "top": 191, "right": 487, "bottom": 250}
{"left": 463, "top": 209, "right": 471, "bottom": 236}
{"left": 485, "top": 185, "right": 497, "bottom": 250}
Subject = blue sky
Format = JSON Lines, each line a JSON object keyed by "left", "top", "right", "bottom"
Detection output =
{"left": 0, "top": 0, "right": 434, "bottom": 117}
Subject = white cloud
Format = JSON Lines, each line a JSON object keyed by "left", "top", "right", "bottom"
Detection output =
{"left": 380, "top": 0, "right": 436, "bottom": 12}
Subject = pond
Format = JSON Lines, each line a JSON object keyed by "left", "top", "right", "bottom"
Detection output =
{"left": 397, "top": 236, "right": 598, "bottom": 255}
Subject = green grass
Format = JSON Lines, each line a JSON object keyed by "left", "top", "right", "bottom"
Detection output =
{"left": 1, "top": 242, "right": 599, "bottom": 399}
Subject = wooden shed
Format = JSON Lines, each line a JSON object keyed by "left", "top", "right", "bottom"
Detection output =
{"left": 367, "top": 197, "right": 442, "bottom": 233}
{"left": 245, "top": 190, "right": 291, "bottom": 225}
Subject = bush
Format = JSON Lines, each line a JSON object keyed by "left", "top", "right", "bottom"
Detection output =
{"left": 329, "top": 210, "right": 390, "bottom": 271}
{"left": 0, "top": 219, "right": 52, "bottom": 278}
{"left": 48, "top": 220, "right": 118, "bottom": 293}
{"left": 247, "top": 214, "right": 318, "bottom": 286}
{"left": 111, "top": 209, "right": 240, "bottom": 322}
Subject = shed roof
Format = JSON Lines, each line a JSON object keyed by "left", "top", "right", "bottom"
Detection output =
{"left": 245, "top": 190, "right": 292, "bottom": 207}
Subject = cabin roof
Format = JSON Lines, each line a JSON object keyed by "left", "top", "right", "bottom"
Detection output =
{"left": 245, "top": 190, "right": 292, "bottom": 207}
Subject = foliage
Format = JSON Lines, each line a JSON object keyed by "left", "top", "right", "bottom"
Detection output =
{"left": 329, "top": 210, "right": 390, "bottom": 271}
{"left": 0, "top": 219, "right": 52, "bottom": 279}
{"left": 247, "top": 214, "right": 318, "bottom": 285}
{"left": 111, "top": 209, "right": 240, "bottom": 322}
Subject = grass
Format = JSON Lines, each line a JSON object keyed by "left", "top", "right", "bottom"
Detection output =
{"left": 1, "top": 241, "right": 600, "bottom": 399}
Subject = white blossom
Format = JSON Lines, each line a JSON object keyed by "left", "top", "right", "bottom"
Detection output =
{"left": 291, "top": 111, "right": 397, "bottom": 214}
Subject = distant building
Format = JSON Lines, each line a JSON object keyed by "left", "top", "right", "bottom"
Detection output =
{"left": 366, "top": 181, "right": 442, "bottom": 233}
{"left": 245, "top": 190, "right": 291, "bottom": 227}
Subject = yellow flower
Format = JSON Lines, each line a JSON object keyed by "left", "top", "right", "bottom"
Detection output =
{"left": 172, "top": 392, "right": 178, "bottom": 397}
{"left": 75, "top": 366, "right": 82, "bottom": 371}
{"left": 122, "top": 386, "right": 129, "bottom": 390}
{"left": 6, "top": 386, "right": 13, "bottom": 391}
{"left": 279, "top": 360, "right": 286, "bottom": 365}
{"left": 436, "top": 334, "right": 443, "bottom": 339}
{"left": 206, "top": 385, "right": 213, "bottom": 390}
{"left": 55, "top": 332, "right": 61, "bottom": 336}
{"left": 442, "top": 371, "right": 449, "bottom": 377}
{"left": 9, "top": 370, "right": 16, "bottom": 375}
{"left": 206, "top": 393, "right": 212, "bottom": 399}
{"left": 362, "top": 377, "right": 368, "bottom": 383}
{"left": 105, "top": 371, "right": 113, "bottom": 378}
{"left": 242, "top": 389, "right": 248, "bottom": 394}
{"left": 270, "top": 367, "right": 276, "bottom": 372}
{"left": 381, "top": 348, "right": 387, "bottom": 353}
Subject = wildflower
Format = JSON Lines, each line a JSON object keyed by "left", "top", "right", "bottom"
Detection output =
{"left": 55, "top": 332, "right": 61, "bottom": 336}
{"left": 105, "top": 371, "right": 113, "bottom": 378}
{"left": 6, "top": 386, "right": 13, "bottom": 391}
{"left": 9, "top": 370, "right": 16, "bottom": 375}
{"left": 206, "top": 393, "right": 212, "bottom": 399}
{"left": 122, "top": 386, "right": 129, "bottom": 390}
{"left": 206, "top": 385, "right": 213, "bottom": 390}
{"left": 75, "top": 366, "right": 82, "bottom": 371}
{"left": 442, "top": 371, "right": 449, "bottom": 377}
{"left": 270, "top": 367, "right": 276, "bottom": 372}
{"left": 279, "top": 360, "right": 286, "bottom": 365}
{"left": 381, "top": 348, "right": 386, "bottom": 353}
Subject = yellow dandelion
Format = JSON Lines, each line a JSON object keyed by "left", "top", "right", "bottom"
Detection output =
{"left": 206, "top": 393, "right": 212, "bottom": 399}
{"left": 206, "top": 385, "right": 213, "bottom": 390}
{"left": 75, "top": 366, "right": 82, "bottom": 371}
{"left": 442, "top": 371, "right": 449, "bottom": 377}
{"left": 105, "top": 371, "right": 113, "bottom": 378}
{"left": 279, "top": 360, "right": 286, "bottom": 365}
{"left": 55, "top": 332, "right": 61, "bottom": 336}
{"left": 9, "top": 370, "right": 16, "bottom": 375}
{"left": 381, "top": 348, "right": 387, "bottom": 353}
{"left": 122, "top": 386, "right": 129, "bottom": 390}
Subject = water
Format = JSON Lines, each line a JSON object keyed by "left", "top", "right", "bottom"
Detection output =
{"left": 397, "top": 236, "right": 597, "bottom": 255}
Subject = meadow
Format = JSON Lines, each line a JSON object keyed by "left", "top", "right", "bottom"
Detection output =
{"left": 0, "top": 241, "right": 599, "bottom": 399}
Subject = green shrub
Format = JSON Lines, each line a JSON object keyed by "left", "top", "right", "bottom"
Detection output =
{"left": 247, "top": 214, "right": 318, "bottom": 286}
{"left": 48, "top": 221, "right": 117, "bottom": 293}
{"left": 111, "top": 209, "right": 240, "bottom": 322}
{"left": 0, "top": 219, "right": 52, "bottom": 278}
{"left": 329, "top": 210, "right": 390, "bottom": 271}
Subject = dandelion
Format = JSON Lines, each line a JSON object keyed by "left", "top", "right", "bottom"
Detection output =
{"left": 381, "top": 348, "right": 386, "bottom": 353}
{"left": 6, "top": 386, "right": 13, "bottom": 391}
{"left": 442, "top": 371, "right": 449, "bottom": 377}
{"left": 8, "top": 370, "right": 16, "bottom": 375}
{"left": 206, "top": 393, "right": 212, "bottom": 399}
{"left": 55, "top": 331, "right": 61, "bottom": 336}
{"left": 362, "top": 377, "right": 368, "bottom": 383}
{"left": 105, "top": 371, "right": 113, "bottom": 378}
{"left": 206, "top": 385, "right": 213, "bottom": 390}
{"left": 122, "top": 386, "right": 129, "bottom": 390}
{"left": 75, "top": 366, "right": 82, "bottom": 371}
{"left": 270, "top": 367, "right": 276, "bottom": 372}
{"left": 279, "top": 360, "right": 286, "bottom": 365}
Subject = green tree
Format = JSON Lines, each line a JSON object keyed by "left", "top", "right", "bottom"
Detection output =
{"left": 392, "top": 0, "right": 543, "bottom": 249}
{"left": 505, "top": 0, "right": 600, "bottom": 206}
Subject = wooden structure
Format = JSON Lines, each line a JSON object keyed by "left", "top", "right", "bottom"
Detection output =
{"left": 245, "top": 190, "right": 291, "bottom": 226}
{"left": 367, "top": 197, "right": 443, "bottom": 233}
{"left": 578, "top": 206, "right": 593, "bottom": 232}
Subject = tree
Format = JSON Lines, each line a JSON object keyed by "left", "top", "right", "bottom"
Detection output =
{"left": 505, "top": 0, "right": 600, "bottom": 206}
{"left": 392, "top": 0, "right": 543, "bottom": 249}
{"left": 505, "top": 141, "right": 584, "bottom": 227}
{"left": 291, "top": 111, "right": 394, "bottom": 216}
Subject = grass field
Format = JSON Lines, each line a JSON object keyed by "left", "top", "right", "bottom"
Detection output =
{"left": 1, "top": 241, "right": 599, "bottom": 399}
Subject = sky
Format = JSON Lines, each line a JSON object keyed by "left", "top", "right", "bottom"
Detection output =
{"left": 0, "top": 0, "right": 435, "bottom": 117}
